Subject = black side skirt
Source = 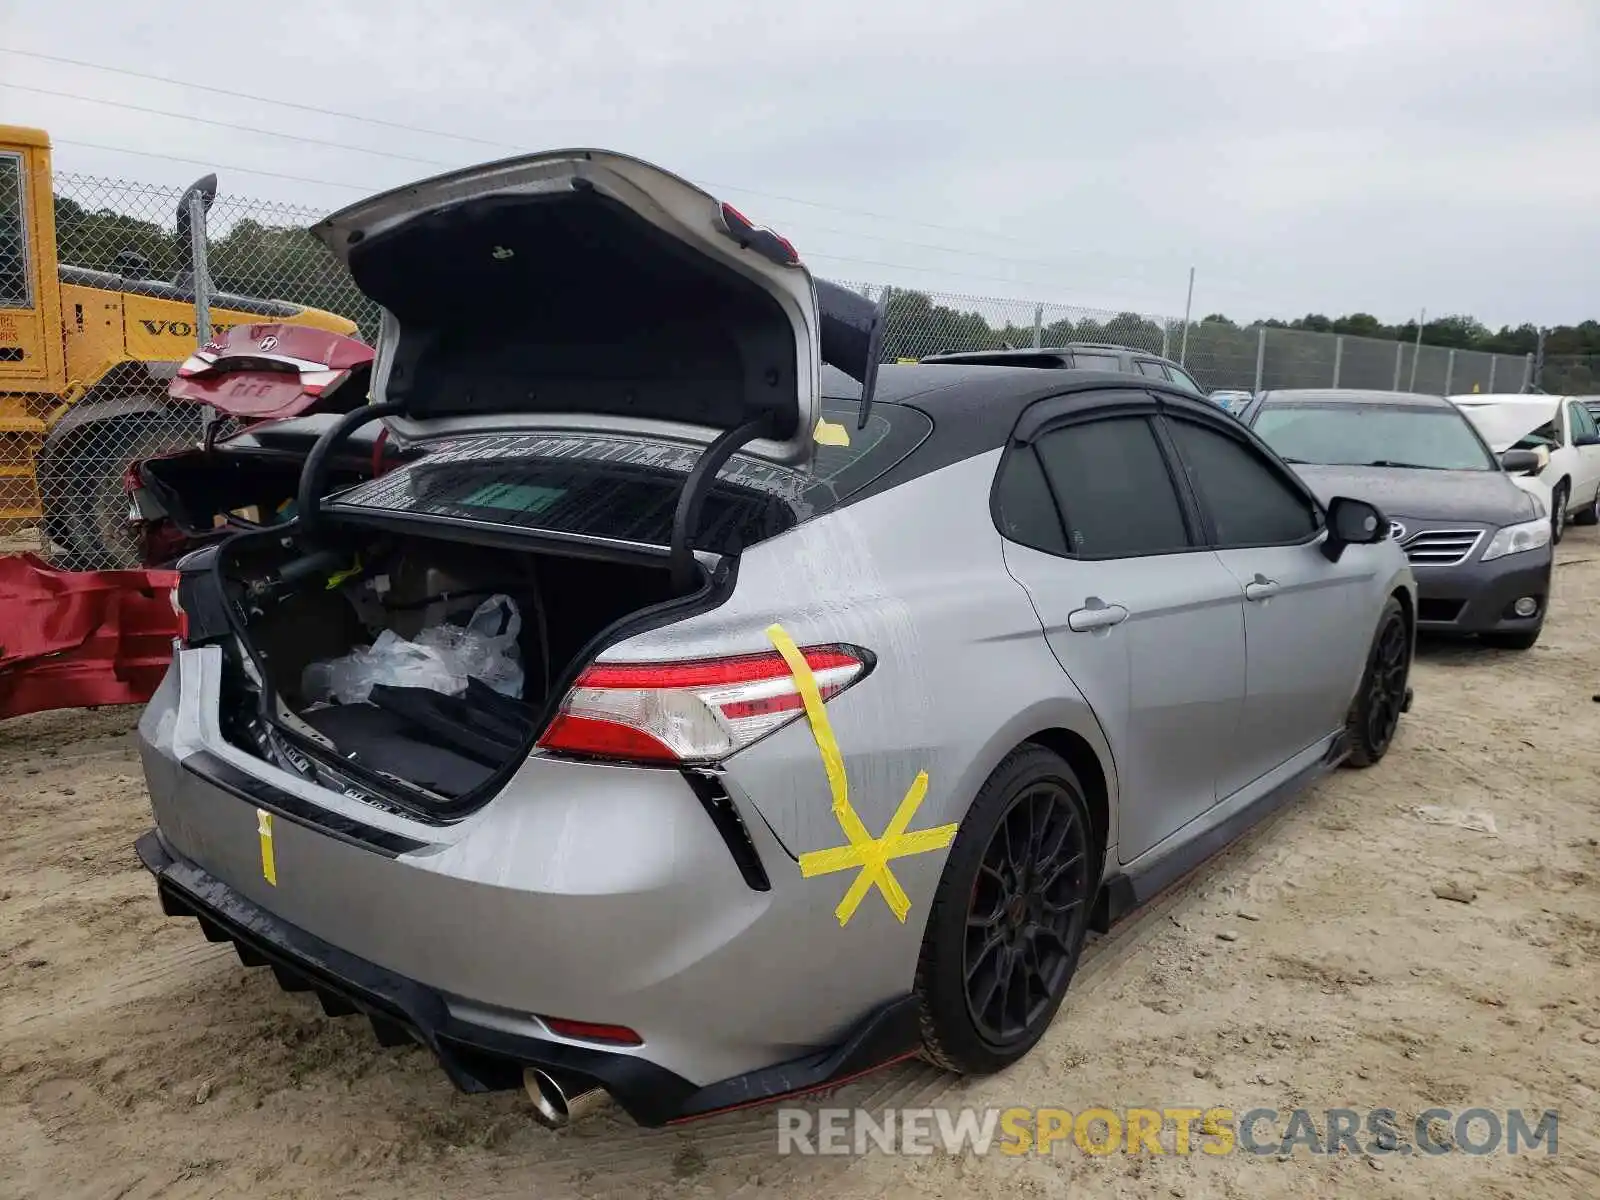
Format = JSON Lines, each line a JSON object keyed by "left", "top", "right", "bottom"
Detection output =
{"left": 1091, "top": 731, "right": 1349, "bottom": 932}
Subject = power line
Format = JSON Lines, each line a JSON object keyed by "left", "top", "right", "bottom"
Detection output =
{"left": 16, "top": 77, "right": 1193, "bottom": 291}
{"left": 4, "top": 43, "right": 1253, "bottom": 299}
{"left": 0, "top": 46, "right": 522, "bottom": 153}
{"left": 51, "top": 136, "right": 1144, "bottom": 299}
{"left": 0, "top": 44, "right": 1060, "bottom": 251}
{"left": 52, "top": 139, "right": 374, "bottom": 192}
{"left": 52, "top": 135, "right": 1217, "bottom": 308}
{"left": 1, "top": 82, "right": 460, "bottom": 169}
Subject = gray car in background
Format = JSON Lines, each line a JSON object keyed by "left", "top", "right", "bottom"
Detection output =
{"left": 1241, "top": 389, "right": 1552, "bottom": 650}
{"left": 134, "top": 150, "right": 1418, "bottom": 1131}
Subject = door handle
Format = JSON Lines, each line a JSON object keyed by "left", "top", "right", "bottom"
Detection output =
{"left": 1067, "top": 600, "right": 1129, "bottom": 632}
{"left": 1244, "top": 576, "right": 1280, "bottom": 602}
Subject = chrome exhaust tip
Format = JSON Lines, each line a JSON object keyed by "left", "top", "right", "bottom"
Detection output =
{"left": 523, "top": 1066, "right": 612, "bottom": 1128}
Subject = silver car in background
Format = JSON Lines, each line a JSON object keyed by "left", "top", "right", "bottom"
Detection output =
{"left": 134, "top": 149, "right": 1418, "bottom": 1129}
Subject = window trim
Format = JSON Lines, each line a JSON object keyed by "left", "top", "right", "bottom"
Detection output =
{"left": 989, "top": 399, "right": 1209, "bottom": 562}
{"left": 1158, "top": 410, "right": 1328, "bottom": 551}
{"left": 0, "top": 150, "right": 34, "bottom": 311}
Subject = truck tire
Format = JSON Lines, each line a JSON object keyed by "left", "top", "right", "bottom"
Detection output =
{"left": 37, "top": 407, "right": 198, "bottom": 569}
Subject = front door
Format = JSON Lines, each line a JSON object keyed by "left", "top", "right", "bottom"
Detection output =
{"left": 1161, "top": 414, "right": 1377, "bottom": 797}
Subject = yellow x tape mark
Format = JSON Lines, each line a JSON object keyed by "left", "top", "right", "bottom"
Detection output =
{"left": 768, "top": 624, "right": 958, "bottom": 926}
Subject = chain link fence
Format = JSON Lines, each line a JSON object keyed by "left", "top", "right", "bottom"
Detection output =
{"left": 1540, "top": 355, "right": 1600, "bottom": 396}
{"left": 8, "top": 171, "right": 1553, "bottom": 568}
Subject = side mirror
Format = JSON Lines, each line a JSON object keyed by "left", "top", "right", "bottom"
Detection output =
{"left": 1321, "top": 496, "right": 1386, "bottom": 562}
{"left": 1499, "top": 448, "right": 1543, "bottom": 474}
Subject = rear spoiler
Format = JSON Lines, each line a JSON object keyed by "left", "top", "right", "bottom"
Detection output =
{"left": 816, "top": 279, "right": 888, "bottom": 429}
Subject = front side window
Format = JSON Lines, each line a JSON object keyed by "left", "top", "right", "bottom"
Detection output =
{"left": 1251, "top": 403, "right": 1498, "bottom": 471}
{"left": 1166, "top": 418, "right": 1320, "bottom": 547}
{"left": 1135, "top": 360, "right": 1168, "bottom": 379}
{"left": 1031, "top": 416, "right": 1192, "bottom": 558}
{"left": 0, "top": 153, "right": 31, "bottom": 309}
{"left": 1568, "top": 401, "right": 1597, "bottom": 442}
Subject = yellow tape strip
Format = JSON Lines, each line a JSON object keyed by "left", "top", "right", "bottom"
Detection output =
{"left": 813, "top": 417, "right": 851, "bottom": 447}
{"left": 257, "top": 809, "right": 277, "bottom": 886}
{"left": 768, "top": 624, "right": 958, "bottom": 926}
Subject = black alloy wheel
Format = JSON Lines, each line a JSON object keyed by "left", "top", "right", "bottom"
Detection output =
{"left": 963, "top": 778, "right": 1091, "bottom": 1046}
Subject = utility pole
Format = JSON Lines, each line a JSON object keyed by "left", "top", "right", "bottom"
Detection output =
{"left": 1179, "top": 267, "right": 1195, "bottom": 365}
{"left": 1407, "top": 308, "right": 1426, "bottom": 392}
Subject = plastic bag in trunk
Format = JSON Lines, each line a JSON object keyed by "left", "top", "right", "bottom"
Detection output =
{"left": 302, "top": 595, "right": 524, "bottom": 705}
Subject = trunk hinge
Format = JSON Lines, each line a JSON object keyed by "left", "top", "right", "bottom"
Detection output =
{"left": 669, "top": 413, "right": 777, "bottom": 594}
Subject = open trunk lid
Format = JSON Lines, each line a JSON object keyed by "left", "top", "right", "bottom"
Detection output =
{"left": 311, "top": 149, "right": 886, "bottom": 466}
{"left": 170, "top": 325, "right": 375, "bottom": 421}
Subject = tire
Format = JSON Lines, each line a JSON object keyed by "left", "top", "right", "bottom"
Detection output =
{"left": 914, "top": 744, "right": 1096, "bottom": 1074}
{"left": 37, "top": 409, "right": 195, "bottom": 570}
{"left": 1573, "top": 484, "right": 1600, "bottom": 527}
{"left": 1343, "top": 597, "right": 1411, "bottom": 769}
{"left": 1481, "top": 627, "right": 1542, "bottom": 651}
{"left": 1550, "top": 481, "right": 1569, "bottom": 544}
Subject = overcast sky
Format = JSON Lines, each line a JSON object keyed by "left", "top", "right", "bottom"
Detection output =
{"left": 3, "top": 0, "right": 1596, "bottom": 327}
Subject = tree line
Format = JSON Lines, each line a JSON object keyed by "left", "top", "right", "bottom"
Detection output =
{"left": 51, "top": 194, "right": 1598, "bottom": 392}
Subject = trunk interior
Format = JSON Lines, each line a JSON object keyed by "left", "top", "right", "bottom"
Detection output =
{"left": 214, "top": 522, "right": 686, "bottom": 809}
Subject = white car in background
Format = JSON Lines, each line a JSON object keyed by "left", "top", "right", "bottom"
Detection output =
{"left": 1451, "top": 394, "right": 1600, "bottom": 543}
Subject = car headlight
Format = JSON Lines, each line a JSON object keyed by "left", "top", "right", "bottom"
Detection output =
{"left": 1481, "top": 517, "right": 1552, "bottom": 562}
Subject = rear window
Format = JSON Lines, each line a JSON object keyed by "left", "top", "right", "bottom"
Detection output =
{"left": 323, "top": 397, "right": 930, "bottom": 552}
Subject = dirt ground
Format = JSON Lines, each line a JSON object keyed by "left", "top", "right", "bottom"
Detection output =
{"left": 4, "top": 533, "right": 1599, "bottom": 1200}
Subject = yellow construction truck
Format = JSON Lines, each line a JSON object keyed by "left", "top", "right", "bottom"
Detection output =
{"left": 0, "top": 125, "right": 357, "bottom": 566}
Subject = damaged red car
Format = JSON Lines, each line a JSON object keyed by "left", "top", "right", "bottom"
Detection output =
{"left": 0, "top": 324, "right": 388, "bottom": 719}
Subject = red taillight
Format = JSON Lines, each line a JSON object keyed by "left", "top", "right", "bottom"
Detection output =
{"left": 717, "top": 201, "right": 800, "bottom": 266}
{"left": 536, "top": 644, "right": 869, "bottom": 764}
{"left": 540, "top": 1016, "right": 643, "bottom": 1046}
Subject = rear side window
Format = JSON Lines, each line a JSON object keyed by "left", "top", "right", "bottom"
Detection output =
{"left": 994, "top": 445, "right": 1068, "bottom": 555}
{"left": 1031, "top": 417, "right": 1192, "bottom": 558}
{"left": 1165, "top": 418, "right": 1320, "bottom": 547}
{"left": 1135, "top": 360, "right": 1169, "bottom": 379}
{"left": 1070, "top": 352, "right": 1123, "bottom": 372}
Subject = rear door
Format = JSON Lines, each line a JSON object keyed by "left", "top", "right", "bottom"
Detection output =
{"left": 311, "top": 150, "right": 884, "bottom": 469}
{"left": 996, "top": 393, "right": 1247, "bottom": 861}
{"left": 1160, "top": 410, "right": 1374, "bottom": 797}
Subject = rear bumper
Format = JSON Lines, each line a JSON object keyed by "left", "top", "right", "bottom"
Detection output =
{"left": 135, "top": 646, "right": 929, "bottom": 1119}
{"left": 136, "top": 828, "right": 918, "bottom": 1126}
{"left": 1412, "top": 548, "right": 1552, "bottom": 635}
